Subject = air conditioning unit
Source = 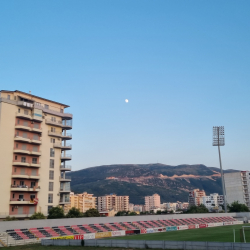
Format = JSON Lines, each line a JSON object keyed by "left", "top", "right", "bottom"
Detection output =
{"left": 14, "top": 206, "right": 18, "bottom": 209}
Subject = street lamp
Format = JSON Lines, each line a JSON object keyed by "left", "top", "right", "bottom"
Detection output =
{"left": 213, "top": 126, "right": 227, "bottom": 213}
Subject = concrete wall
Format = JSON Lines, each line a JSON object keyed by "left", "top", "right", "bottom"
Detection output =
{"left": 0, "top": 212, "right": 249, "bottom": 232}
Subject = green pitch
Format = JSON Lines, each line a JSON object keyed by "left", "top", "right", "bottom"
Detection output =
{"left": 114, "top": 224, "right": 250, "bottom": 243}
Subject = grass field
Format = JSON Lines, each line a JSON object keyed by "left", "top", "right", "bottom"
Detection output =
{"left": 114, "top": 224, "right": 250, "bottom": 243}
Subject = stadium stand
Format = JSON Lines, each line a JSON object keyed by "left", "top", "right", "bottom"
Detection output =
{"left": 4, "top": 216, "right": 237, "bottom": 241}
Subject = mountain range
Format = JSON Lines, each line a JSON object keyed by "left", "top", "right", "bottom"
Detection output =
{"left": 67, "top": 164, "right": 239, "bottom": 205}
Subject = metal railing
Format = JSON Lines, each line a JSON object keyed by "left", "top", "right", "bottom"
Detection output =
{"left": 61, "top": 154, "right": 72, "bottom": 158}
{"left": 60, "top": 165, "right": 72, "bottom": 170}
{"left": 60, "top": 175, "right": 71, "bottom": 180}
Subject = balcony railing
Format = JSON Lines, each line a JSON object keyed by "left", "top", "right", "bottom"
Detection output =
{"left": 61, "top": 154, "right": 72, "bottom": 160}
{"left": 34, "top": 103, "right": 72, "bottom": 119}
{"left": 60, "top": 175, "right": 71, "bottom": 181}
{"left": 48, "top": 131, "right": 72, "bottom": 139}
{"left": 60, "top": 165, "right": 72, "bottom": 170}
{"left": 14, "top": 135, "right": 42, "bottom": 143}
{"left": 45, "top": 119, "right": 72, "bottom": 128}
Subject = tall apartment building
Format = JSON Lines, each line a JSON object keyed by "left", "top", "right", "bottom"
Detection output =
{"left": 98, "top": 194, "right": 129, "bottom": 212}
{"left": 188, "top": 189, "right": 206, "bottom": 206}
{"left": 201, "top": 193, "right": 224, "bottom": 209}
{"left": 65, "top": 192, "right": 97, "bottom": 213}
{"left": 0, "top": 90, "right": 72, "bottom": 218}
{"left": 225, "top": 171, "right": 250, "bottom": 208}
{"left": 145, "top": 194, "right": 160, "bottom": 211}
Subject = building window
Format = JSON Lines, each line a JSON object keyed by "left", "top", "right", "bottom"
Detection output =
{"left": 12, "top": 194, "right": 15, "bottom": 199}
{"left": 49, "top": 182, "right": 54, "bottom": 191}
{"left": 21, "top": 157, "right": 26, "bottom": 163}
{"left": 48, "top": 206, "right": 53, "bottom": 213}
{"left": 33, "top": 123, "right": 39, "bottom": 129}
{"left": 7, "top": 95, "right": 10, "bottom": 100}
{"left": 22, "top": 144, "right": 27, "bottom": 150}
{"left": 24, "top": 110, "right": 29, "bottom": 115}
{"left": 16, "top": 143, "right": 18, "bottom": 148}
{"left": 51, "top": 117, "right": 56, "bottom": 122}
{"left": 33, "top": 146, "right": 38, "bottom": 152}
{"left": 23, "top": 121, "right": 29, "bottom": 127}
{"left": 48, "top": 194, "right": 53, "bottom": 203}
{"left": 49, "top": 170, "right": 54, "bottom": 180}
{"left": 31, "top": 182, "right": 35, "bottom": 188}
{"left": 35, "top": 102, "right": 41, "bottom": 106}
{"left": 20, "top": 181, "right": 24, "bottom": 185}
{"left": 12, "top": 207, "right": 14, "bottom": 212}
{"left": 50, "top": 159, "right": 54, "bottom": 168}
{"left": 30, "top": 195, "right": 35, "bottom": 202}
{"left": 14, "top": 168, "right": 16, "bottom": 172}
{"left": 50, "top": 148, "right": 55, "bottom": 157}
{"left": 17, "top": 119, "right": 20, "bottom": 124}
{"left": 51, "top": 127, "right": 56, "bottom": 132}
{"left": 60, "top": 109, "right": 63, "bottom": 113}
{"left": 23, "top": 132, "right": 28, "bottom": 138}
{"left": 45, "top": 104, "right": 49, "bottom": 109}
{"left": 13, "top": 181, "right": 16, "bottom": 185}
{"left": 18, "top": 108, "right": 20, "bottom": 113}
{"left": 51, "top": 138, "right": 55, "bottom": 143}
{"left": 33, "top": 134, "right": 39, "bottom": 141}
{"left": 15, "top": 155, "right": 18, "bottom": 160}
{"left": 32, "top": 158, "right": 37, "bottom": 164}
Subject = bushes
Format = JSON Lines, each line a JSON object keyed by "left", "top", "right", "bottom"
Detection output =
{"left": 66, "top": 207, "right": 84, "bottom": 218}
{"left": 47, "top": 206, "right": 65, "bottom": 219}
{"left": 4, "top": 216, "right": 17, "bottom": 221}
{"left": 29, "top": 212, "right": 46, "bottom": 220}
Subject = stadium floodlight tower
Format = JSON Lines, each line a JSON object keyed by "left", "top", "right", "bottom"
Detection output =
{"left": 213, "top": 126, "right": 227, "bottom": 213}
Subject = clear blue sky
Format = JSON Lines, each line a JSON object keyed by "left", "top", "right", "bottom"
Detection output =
{"left": 1, "top": 1, "right": 250, "bottom": 171}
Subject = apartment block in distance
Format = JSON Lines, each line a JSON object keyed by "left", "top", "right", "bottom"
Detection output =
{"left": 98, "top": 194, "right": 129, "bottom": 212}
{"left": 145, "top": 193, "right": 160, "bottom": 211}
{"left": 188, "top": 189, "right": 206, "bottom": 206}
{"left": 225, "top": 171, "right": 250, "bottom": 209}
{"left": 64, "top": 192, "right": 97, "bottom": 213}
{"left": 0, "top": 90, "right": 72, "bottom": 218}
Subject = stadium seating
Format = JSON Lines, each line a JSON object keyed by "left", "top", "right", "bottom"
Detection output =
{"left": 5, "top": 216, "right": 237, "bottom": 240}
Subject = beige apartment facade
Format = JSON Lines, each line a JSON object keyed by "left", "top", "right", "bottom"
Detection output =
{"left": 98, "top": 194, "right": 129, "bottom": 212}
{"left": 65, "top": 192, "right": 97, "bottom": 213}
{"left": 0, "top": 90, "right": 72, "bottom": 218}
{"left": 145, "top": 194, "right": 160, "bottom": 211}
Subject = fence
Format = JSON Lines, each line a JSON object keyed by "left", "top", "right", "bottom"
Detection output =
{"left": 42, "top": 239, "right": 250, "bottom": 250}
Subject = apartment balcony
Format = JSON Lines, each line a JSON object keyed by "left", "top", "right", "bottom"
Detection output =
{"left": 14, "top": 135, "right": 42, "bottom": 144}
{"left": 48, "top": 131, "right": 72, "bottom": 140}
{"left": 54, "top": 143, "right": 72, "bottom": 150}
{"left": 9, "top": 200, "right": 37, "bottom": 205}
{"left": 59, "top": 189, "right": 71, "bottom": 193}
{"left": 10, "top": 185, "right": 40, "bottom": 192}
{"left": 30, "top": 150, "right": 42, "bottom": 156}
{"left": 32, "top": 127, "right": 42, "bottom": 133}
{"left": 13, "top": 161, "right": 40, "bottom": 168}
{"left": 14, "top": 136, "right": 31, "bottom": 143}
{"left": 34, "top": 103, "right": 72, "bottom": 120}
{"left": 59, "top": 176, "right": 71, "bottom": 182}
{"left": 45, "top": 119, "right": 72, "bottom": 130}
{"left": 59, "top": 199, "right": 70, "bottom": 205}
{"left": 11, "top": 174, "right": 40, "bottom": 180}
{"left": 17, "top": 101, "right": 33, "bottom": 108}
{"left": 15, "top": 125, "right": 31, "bottom": 131}
{"left": 60, "top": 165, "right": 72, "bottom": 171}
{"left": 61, "top": 154, "right": 72, "bottom": 161}
{"left": 16, "top": 111, "right": 32, "bottom": 120}
{"left": 13, "top": 149, "right": 30, "bottom": 155}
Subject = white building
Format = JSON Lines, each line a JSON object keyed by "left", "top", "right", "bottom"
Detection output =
{"left": 224, "top": 171, "right": 250, "bottom": 208}
{"left": 201, "top": 193, "right": 224, "bottom": 209}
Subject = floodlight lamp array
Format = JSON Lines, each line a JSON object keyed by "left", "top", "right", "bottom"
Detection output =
{"left": 213, "top": 126, "right": 225, "bottom": 146}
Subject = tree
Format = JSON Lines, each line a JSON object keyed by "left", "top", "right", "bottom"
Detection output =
{"left": 186, "top": 204, "right": 209, "bottom": 213}
{"left": 47, "top": 206, "right": 65, "bottom": 219}
{"left": 156, "top": 210, "right": 162, "bottom": 214}
{"left": 66, "top": 207, "right": 84, "bottom": 218}
{"left": 85, "top": 208, "right": 100, "bottom": 217}
{"left": 228, "top": 201, "right": 249, "bottom": 212}
{"left": 29, "top": 212, "right": 46, "bottom": 220}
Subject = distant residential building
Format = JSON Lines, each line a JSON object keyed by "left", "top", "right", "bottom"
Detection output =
{"left": 201, "top": 193, "right": 224, "bottom": 209}
{"left": 64, "top": 192, "right": 97, "bottom": 213}
{"left": 224, "top": 171, "right": 250, "bottom": 209}
{"left": 129, "top": 203, "right": 134, "bottom": 211}
{"left": 160, "top": 202, "right": 189, "bottom": 212}
{"left": 188, "top": 189, "right": 206, "bottom": 206}
{"left": 99, "top": 208, "right": 116, "bottom": 217}
{"left": 133, "top": 205, "right": 143, "bottom": 212}
{"left": 97, "top": 194, "right": 129, "bottom": 212}
{"left": 145, "top": 194, "right": 160, "bottom": 211}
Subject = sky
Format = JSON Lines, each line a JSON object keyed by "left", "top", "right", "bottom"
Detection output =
{"left": 0, "top": 1, "right": 250, "bottom": 171}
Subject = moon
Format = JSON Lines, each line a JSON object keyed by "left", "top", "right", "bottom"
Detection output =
{"left": 125, "top": 99, "right": 129, "bottom": 103}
